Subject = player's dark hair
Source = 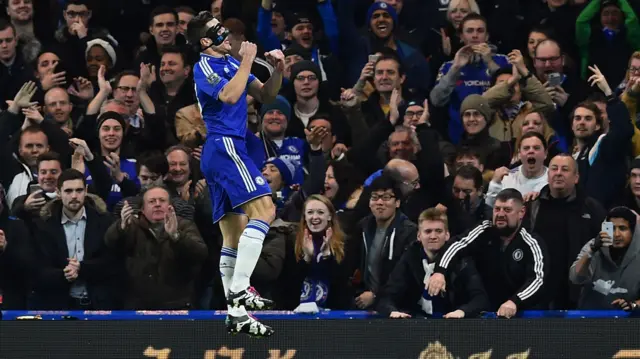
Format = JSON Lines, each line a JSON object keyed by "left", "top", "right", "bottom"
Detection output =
{"left": 186, "top": 11, "right": 215, "bottom": 48}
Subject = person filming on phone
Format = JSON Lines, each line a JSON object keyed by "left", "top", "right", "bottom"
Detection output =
{"left": 570, "top": 206, "right": 640, "bottom": 311}
{"left": 11, "top": 152, "right": 62, "bottom": 222}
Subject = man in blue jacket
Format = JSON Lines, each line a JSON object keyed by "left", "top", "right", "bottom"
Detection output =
{"left": 430, "top": 13, "right": 509, "bottom": 143}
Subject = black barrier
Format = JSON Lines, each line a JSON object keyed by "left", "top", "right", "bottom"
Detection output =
{"left": 2, "top": 319, "right": 640, "bottom": 358}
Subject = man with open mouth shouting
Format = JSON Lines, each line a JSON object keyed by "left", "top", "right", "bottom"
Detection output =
{"left": 486, "top": 132, "right": 549, "bottom": 208}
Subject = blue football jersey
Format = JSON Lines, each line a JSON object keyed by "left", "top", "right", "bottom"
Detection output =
{"left": 194, "top": 54, "right": 257, "bottom": 139}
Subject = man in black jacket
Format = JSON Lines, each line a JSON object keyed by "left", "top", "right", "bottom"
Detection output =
{"left": 0, "top": 186, "right": 32, "bottom": 309}
{"left": 429, "top": 188, "right": 549, "bottom": 317}
{"left": 350, "top": 175, "right": 416, "bottom": 310}
{"left": 29, "top": 169, "right": 119, "bottom": 309}
{"left": 377, "top": 207, "right": 489, "bottom": 318}
{"left": 525, "top": 154, "right": 606, "bottom": 309}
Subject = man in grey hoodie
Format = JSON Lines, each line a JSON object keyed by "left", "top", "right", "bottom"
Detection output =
{"left": 570, "top": 206, "right": 640, "bottom": 311}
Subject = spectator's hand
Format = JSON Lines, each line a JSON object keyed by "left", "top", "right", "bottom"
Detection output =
{"left": 626, "top": 77, "right": 640, "bottom": 94}
{"left": 192, "top": 145, "right": 202, "bottom": 161}
{"left": 7, "top": 81, "right": 37, "bottom": 113}
{"left": 427, "top": 273, "right": 446, "bottom": 297}
{"left": 97, "top": 65, "right": 112, "bottom": 94}
{"left": 497, "top": 300, "right": 517, "bottom": 318}
{"left": 472, "top": 43, "right": 492, "bottom": 63}
{"left": 0, "top": 230, "right": 6, "bottom": 252}
{"left": 508, "top": 49, "right": 527, "bottom": 75}
{"left": 69, "top": 138, "right": 94, "bottom": 161}
{"left": 194, "top": 179, "right": 207, "bottom": 199}
{"left": 545, "top": 85, "right": 569, "bottom": 107}
{"left": 265, "top": 49, "right": 285, "bottom": 72}
{"left": 492, "top": 167, "right": 510, "bottom": 184}
{"left": 68, "top": 257, "right": 80, "bottom": 270}
{"left": 331, "top": 143, "right": 348, "bottom": 159}
{"left": 443, "top": 309, "right": 465, "bottom": 319}
{"left": 588, "top": 65, "right": 613, "bottom": 96}
{"left": 612, "top": 298, "right": 638, "bottom": 311}
{"left": 302, "top": 228, "right": 314, "bottom": 262}
{"left": 355, "top": 291, "right": 375, "bottom": 309}
{"left": 138, "top": 63, "right": 156, "bottom": 92}
{"left": 523, "top": 191, "right": 540, "bottom": 203}
{"left": 180, "top": 180, "right": 193, "bottom": 201}
{"left": 416, "top": 99, "right": 430, "bottom": 125}
{"left": 441, "top": 28, "right": 452, "bottom": 56}
{"left": 68, "top": 77, "right": 94, "bottom": 101}
{"left": 389, "top": 87, "right": 402, "bottom": 125}
{"left": 359, "top": 61, "right": 375, "bottom": 82}
{"left": 104, "top": 153, "right": 124, "bottom": 183}
{"left": 507, "top": 63, "right": 521, "bottom": 87}
{"left": 121, "top": 200, "right": 134, "bottom": 230}
{"left": 389, "top": 311, "right": 411, "bottom": 318}
{"left": 319, "top": 227, "right": 332, "bottom": 257}
{"left": 452, "top": 45, "right": 473, "bottom": 70}
{"left": 305, "top": 126, "right": 327, "bottom": 151}
{"left": 340, "top": 88, "right": 360, "bottom": 108}
{"left": 164, "top": 206, "right": 178, "bottom": 239}
{"left": 69, "top": 22, "right": 87, "bottom": 39}
{"left": 591, "top": 231, "right": 613, "bottom": 253}
{"left": 64, "top": 258, "right": 80, "bottom": 281}
{"left": 22, "top": 106, "right": 44, "bottom": 124}
{"left": 435, "top": 203, "right": 448, "bottom": 213}
{"left": 24, "top": 190, "right": 46, "bottom": 212}
{"left": 40, "top": 70, "right": 67, "bottom": 91}
{"left": 239, "top": 41, "right": 258, "bottom": 63}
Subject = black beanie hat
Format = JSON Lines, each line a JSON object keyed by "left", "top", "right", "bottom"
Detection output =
{"left": 96, "top": 111, "right": 126, "bottom": 132}
{"left": 290, "top": 60, "right": 321, "bottom": 81}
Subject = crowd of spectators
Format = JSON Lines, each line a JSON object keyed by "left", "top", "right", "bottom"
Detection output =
{"left": 1, "top": 0, "right": 640, "bottom": 317}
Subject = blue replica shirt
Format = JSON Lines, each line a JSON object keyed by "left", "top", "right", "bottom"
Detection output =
{"left": 85, "top": 158, "right": 139, "bottom": 210}
{"left": 435, "top": 54, "right": 509, "bottom": 143}
{"left": 194, "top": 53, "right": 257, "bottom": 139}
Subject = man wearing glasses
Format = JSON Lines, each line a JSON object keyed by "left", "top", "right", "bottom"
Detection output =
{"left": 351, "top": 174, "right": 417, "bottom": 311}
{"left": 533, "top": 39, "right": 591, "bottom": 144}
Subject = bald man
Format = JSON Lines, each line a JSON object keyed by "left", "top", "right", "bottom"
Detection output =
{"left": 44, "top": 87, "right": 74, "bottom": 136}
{"left": 524, "top": 154, "right": 606, "bottom": 309}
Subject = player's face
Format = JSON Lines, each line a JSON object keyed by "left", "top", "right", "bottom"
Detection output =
{"left": 205, "top": 18, "right": 232, "bottom": 54}
{"left": 262, "top": 109, "right": 287, "bottom": 137}
{"left": 304, "top": 199, "right": 331, "bottom": 233}
{"left": 99, "top": 119, "right": 123, "bottom": 152}
{"left": 262, "top": 163, "right": 283, "bottom": 192}
{"left": 166, "top": 150, "right": 190, "bottom": 185}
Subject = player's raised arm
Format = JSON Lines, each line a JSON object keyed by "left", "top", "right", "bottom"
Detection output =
{"left": 218, "top": 41, "right": 256, "bottom": 104}
{"left": 248, "top": 50, "right": 285, "bottom": 104}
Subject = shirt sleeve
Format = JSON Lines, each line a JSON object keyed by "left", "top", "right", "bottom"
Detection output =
{"left": 194, "top": 61, "right": 229, "bottom": 100}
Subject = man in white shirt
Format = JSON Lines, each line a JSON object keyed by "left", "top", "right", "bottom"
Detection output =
{"left": 487, "top": 132, "right": 548, "bottom": 207}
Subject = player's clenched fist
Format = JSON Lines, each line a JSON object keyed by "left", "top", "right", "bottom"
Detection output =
{"left": 239, "top": 42, "right": 257, "bottom": 62}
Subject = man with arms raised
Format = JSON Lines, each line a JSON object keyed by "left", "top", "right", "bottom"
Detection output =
{"left": 187, "top": 11, "right": 284, "bottom": 337}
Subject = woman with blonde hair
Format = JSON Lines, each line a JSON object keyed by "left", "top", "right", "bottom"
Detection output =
{"left": 510, "top": 111, "right": 566, "bottom": 167}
